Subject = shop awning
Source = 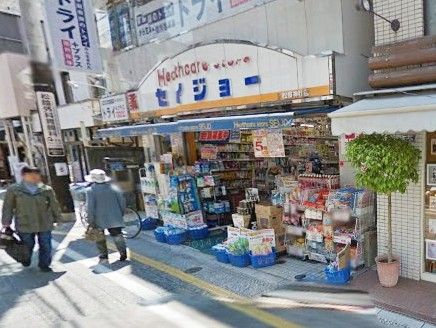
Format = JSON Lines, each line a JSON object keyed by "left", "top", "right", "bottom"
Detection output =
{"left": 98, "top": 107, "right": 337, "bottom": 138}
{"left": 329, "top": 93, "right": 436, "bottom": 135}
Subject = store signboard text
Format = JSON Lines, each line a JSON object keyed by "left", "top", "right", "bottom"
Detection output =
{"left": 137, "top": 42, "right": 332, "bottom": 115}
{"left": 100, "top": 94, "right": 130, "bottom": 122}
{"left": 134, "top": 0, "right": 275, "bottom": 45}
{"left": 44, "top": 0, "right": 102, "bottom": 73}
{"left": 37, "top": 92, "right": 65, "bottom": 157}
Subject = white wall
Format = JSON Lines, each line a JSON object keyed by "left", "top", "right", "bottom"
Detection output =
{"left": 377, "top": 133, "right": 425, "bottom": 280}
{"left": 114, "top": 0, "right": 346, "bottom": 87}
{"left": 335, "top": 0, "right": 374, "bottom": 96}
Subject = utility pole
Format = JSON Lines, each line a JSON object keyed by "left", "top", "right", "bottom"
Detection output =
{"left": 18, "top": 0, "right": 74, "bottom": 213}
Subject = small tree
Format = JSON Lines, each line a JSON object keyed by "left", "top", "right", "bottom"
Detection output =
{"left": 346, "top": 134, "right": 420, "bottom": 263}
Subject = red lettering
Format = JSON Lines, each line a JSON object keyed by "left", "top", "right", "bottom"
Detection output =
{"left": 157, "top": 69, "right": 166, "bottom": 87}
{"left": 191, "top": 62, "right": 197, "bottom": 74}
{"left": 184, "top": 64, "right": 190, "bottom": 75}
{"left": 165, "top": 72, "right": 171, "bottom": 82}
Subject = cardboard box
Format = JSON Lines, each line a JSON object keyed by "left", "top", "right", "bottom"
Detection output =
{"left": 256, "top": 216, "right": 283, "bottom": 230}
{"left": 255, "top": 203, "right": 283, "bottom": 218}
{"left": 232, "top": 213, "right": 251, "bottom": 228}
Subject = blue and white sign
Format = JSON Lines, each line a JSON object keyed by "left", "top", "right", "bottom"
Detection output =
{"left": 45, "top": 0, "right": 103, "bottom": 73}
{"left": 134, "top": 0, "right": 275, "bottom": 45}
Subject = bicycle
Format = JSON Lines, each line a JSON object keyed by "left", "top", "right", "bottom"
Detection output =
{"left": 78, "top": 203, "right": 142, "bottom": 239}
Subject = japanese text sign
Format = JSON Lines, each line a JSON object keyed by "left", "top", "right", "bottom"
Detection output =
{"left": 100, "top": 94, "right": 129, "bottom": 122}
{"left": 134, "top": 0, "right": 275, "bottom": 46}
{"left": 253, "top": 129, "right": 285, "bottom": 158}
{"left": 137, "top": 41, "right": 332, "bottom": 115}
{"left": 45, "top": 0, "right": 102, "bottom": 73}
{"left": 36, "top": 92, "right": 65, "bottom": 157}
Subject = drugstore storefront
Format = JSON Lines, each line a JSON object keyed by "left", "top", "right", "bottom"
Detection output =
{"left": 98, "top": 41, "right": 377, "bottom": 270}
{"left": 329, "top": 87, "right": 436, "bottom": 283}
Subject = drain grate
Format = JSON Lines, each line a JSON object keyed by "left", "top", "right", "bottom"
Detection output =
{"left": 184, "top": 267, "right": 203, "bottom": 274}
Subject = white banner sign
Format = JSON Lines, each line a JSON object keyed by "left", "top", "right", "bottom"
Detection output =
{"left": 137, "top": 42, "right": 332, "bottom": 115}
{"left": 36, "top": 92, "right": 65, "bottom": 157}
{"left": 134, "top": 0, "right": 275, "bottom": 45}
{"left": 45, "top": 0, "right": 102, "bottom": 73}
{"left": 100, "top": 94, "right": 129, "bottom": 122}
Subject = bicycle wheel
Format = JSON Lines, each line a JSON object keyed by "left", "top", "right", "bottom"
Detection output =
{"left": 122, "top": 208, "right": 142, "bottom": 239}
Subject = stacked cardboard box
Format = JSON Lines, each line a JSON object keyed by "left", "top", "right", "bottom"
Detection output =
{"left": 255, "top": 203, "right": 285, "bottom": 252}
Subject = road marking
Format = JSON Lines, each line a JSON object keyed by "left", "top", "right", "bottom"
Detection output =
{"left": 53, "top": 226, "right": 301, "bottom": 327}
{"left": 108, "top": 243, "right": 301, "bottom": 328}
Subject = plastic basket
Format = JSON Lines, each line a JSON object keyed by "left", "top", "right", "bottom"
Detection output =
{"left": 214, "top": 249, "right": 230, "bottom": 264}
{"left": 188, "top": 227, "right": 210, "bottom": 240}
{"left": 142, "top": 218, "right": 157, "bottom": 231}
{"left": 250, "top": 252, "right": 276, "bottom": 269}
{"left": 324, "top": 267, "right": 351, "bottom": 284}
{"left": 228, "top": 253, "right": 251, "bottom": 268}
{"left": 154, "top": 229, "right": 166, "bottom": 243}
{"left": 166, "top": 232, "right": 187, "bottom": 245}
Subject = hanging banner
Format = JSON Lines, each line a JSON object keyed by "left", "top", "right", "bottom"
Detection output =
{"left": 253, "top": 129, "right": 284, "bottom": 158}
{"left": 45, "top": 0, "right": 103, "bottom": 73}
{"left": 100, "top": 94, "right": 129, "bottom": 122}
{"left": 36, "top": 92, "right": 65, "bottom": 157}
{"left": 126, "top": 91, "right": 140, "bottom": 120}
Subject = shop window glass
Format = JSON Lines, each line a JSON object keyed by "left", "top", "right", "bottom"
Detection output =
{"left": 424, "top": 132, "right": 436, "bottom": 275}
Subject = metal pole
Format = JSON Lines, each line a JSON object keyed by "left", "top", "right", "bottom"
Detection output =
{"left": 18, "top": 0, "right": 74, "bottom": 213}
{"left": 21, "top": 117, "right": 35, "bottom": 166}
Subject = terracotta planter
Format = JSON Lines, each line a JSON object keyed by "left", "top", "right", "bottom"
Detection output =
{"left": 375, "top": 255, "right": 400, "bottom": 287}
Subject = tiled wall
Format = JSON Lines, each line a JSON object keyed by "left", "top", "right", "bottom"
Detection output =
{"left": 374, "top": 0, "right": 424, "bottom": 45}
{"left": 376, "top": 133, "right": 425, "bottom": 280}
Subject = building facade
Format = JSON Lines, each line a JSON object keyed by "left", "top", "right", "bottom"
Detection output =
{"left": 331, "top": 0, "right": 436, "bottom": 282}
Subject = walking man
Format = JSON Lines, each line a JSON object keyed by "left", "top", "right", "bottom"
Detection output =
{"left": 85, "top": 169, "right": 127, "bottom": 262}
{"left": 1, "top": 167, "right": 62, "bottom": 272}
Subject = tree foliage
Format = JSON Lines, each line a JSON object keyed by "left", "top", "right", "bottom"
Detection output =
{"left": 346, "top": 134, "right": 420, "bottom": 195}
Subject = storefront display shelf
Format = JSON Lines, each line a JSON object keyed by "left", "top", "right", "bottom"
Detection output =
{"left": 287, "top": 245, "right": 306, "bottom": 258}
{"left": 285, "top": 225, "right": 305, "bottom": 236}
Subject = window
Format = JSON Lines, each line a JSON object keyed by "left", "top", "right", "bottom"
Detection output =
{"left": 424, "top": 0, "right": 436, "bottom": 35}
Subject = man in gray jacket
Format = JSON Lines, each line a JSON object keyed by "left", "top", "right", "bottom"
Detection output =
{"left": 1, "top": 167, "right": 62, "bottom": 271}
{"left": 85, "top": 169, "right": 127, "bottom": 262}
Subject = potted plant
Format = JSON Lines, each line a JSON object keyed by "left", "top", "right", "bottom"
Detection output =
{"left": 346, "top": 134, "right": 420, "bottom": 287}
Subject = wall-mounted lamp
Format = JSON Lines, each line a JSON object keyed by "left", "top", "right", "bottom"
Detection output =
{"left": 358, "top": 0, "right": 400, "bottom": 32}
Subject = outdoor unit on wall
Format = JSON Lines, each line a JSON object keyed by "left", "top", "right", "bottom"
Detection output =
{"left": 0, "top": 53, "right": 36, "bottom": 119}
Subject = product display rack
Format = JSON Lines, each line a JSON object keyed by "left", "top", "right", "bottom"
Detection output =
{"left": 139, "top": 165, "right": 159, "bottom": 220}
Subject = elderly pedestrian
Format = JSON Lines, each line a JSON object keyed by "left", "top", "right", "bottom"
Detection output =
{"left": 85, "top": 169, "right": 127, "bottom": 262}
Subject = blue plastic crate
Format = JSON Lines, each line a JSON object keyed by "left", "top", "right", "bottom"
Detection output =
{"left": 250, "top": 252, "right": 276, "bottom": 269}
{"left": 188, "top": 227, "right": 210, "bottom": 240}
{"left": 166, "top": 232, "right": 187, "bottom": 245}
{"left": 142, "top": 218, "right": 157, "bottom": 231}
{"left": 214, "top": 249, "right": 229, "bottom": 264}
{"left": 324, "top": 267, "right": 351, "bottom": 284}
{"left": 154, "top": 229, "right": 166, "bottom": 243}
{"left": 228, "top": 253, "right": 251, "bottom": 268}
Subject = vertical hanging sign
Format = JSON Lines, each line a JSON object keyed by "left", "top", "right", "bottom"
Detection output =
{"left": 44, "top": 0, "right": 103, "bottom": 73}
{"left": 36, "top": 92, "right": 65, "bottom": 157}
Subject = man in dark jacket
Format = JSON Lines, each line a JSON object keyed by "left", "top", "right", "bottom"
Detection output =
{"left": 1, "top": 167, "right": 62, "bottom": 272}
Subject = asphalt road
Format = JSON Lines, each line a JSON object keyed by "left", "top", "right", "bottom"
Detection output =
{"left": 0, "top": 222, "right": 383, "bottom": 328}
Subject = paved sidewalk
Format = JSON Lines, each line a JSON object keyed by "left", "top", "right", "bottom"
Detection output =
{"left": 126, "top": 230, "right": 436, "bottom": 328}
{"left": 351, "top": 269, "right": 436, "bottom": 326}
